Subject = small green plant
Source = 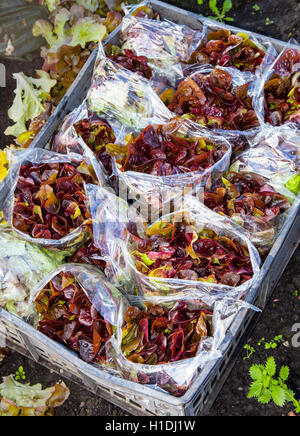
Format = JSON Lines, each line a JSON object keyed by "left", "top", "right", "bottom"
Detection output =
{"left": 15, "top": 366, "right": 26, "bottom": 381}
{"left": 243, "top": 344, "right": 256, "bottom": 360}
{"left": 253, "top": 4, "right": 260, "bottom": 12}
{"left": 258, "top": 335, "right": 283, "bottom": 350}
{"left": 265, "top": 17, "right": 274, "bottom": 26}
{"left": 294, "top": 290, "right": 299, "bottom": 297}
{"left": 197, "top": 0, "right": 234, "bottom": 23}
{"left": 248, "top": 357, "right": 300, "bottom": 413}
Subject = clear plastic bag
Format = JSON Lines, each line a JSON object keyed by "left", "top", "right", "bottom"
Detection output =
{"left": 165, "top": 65, "right": 261, "bottom": 133}
{"left": 31, "top": 263, "right": 123, "bottom": 369}
{"left": 253, "top": 44, "right": 300, "bottom": 128}
{"left": 88, "top": 187, "right": 261, "bottom": 299}
{"left": 118, "top": 13, "right": 202, "bottom": 87}
{"left": 189, "top": 19, "right": 277, "bottom": 75}
{"left": 3, "top": 147, "right": 104, "bottom": 251}
{"left": 231, "top": 131, "right": 300, "bottom": 200}
{"left": 111, "top": 292, "right": 260, "bottom": 396}
{"left": 86, "top": 184, "right": 136, "bottom": 294}
{"left": 87, "top": 44, "right": 173, "bottom": 129}
{"left": 0, "top": 225, "right": 65, "bottom": 319}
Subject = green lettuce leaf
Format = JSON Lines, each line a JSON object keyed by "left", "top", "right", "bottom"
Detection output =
{"left": 5, "top": 70, "right": 56, "bottom": 137}
{"left": 0, "top": 376, "right": 69, "bottom": 416}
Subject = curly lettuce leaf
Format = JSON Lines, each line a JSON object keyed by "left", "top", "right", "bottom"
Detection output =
{"left": 40, "top": 0, "right": 100, "bottom": 12}
{"left": 5, "top": 71, "right": 56, "bottom": 138}
{"left": 0, "top": 376, "right": 69, "bottom": 416}
{"left": 0, "top": 151, "right": 8, "bottom": 183}
{"left": 70, "top": 18, "right": 107, "bottom": 48}
{"left": 34, "top": 8, "right": 107, "bottom": 51}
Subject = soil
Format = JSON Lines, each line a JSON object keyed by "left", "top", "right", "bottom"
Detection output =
{"left": 0, "top": 0, "right": 299, "bottom": 417}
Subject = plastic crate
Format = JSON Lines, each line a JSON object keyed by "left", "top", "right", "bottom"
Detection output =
{"left": 0, "top": 0, "right": 299, "bottom": 416}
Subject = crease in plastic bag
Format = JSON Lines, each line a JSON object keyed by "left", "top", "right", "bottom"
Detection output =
{"left": 30, "top": 263, "right": 124, "bottom": 371}
{"left": 118, "top": 13, "right": 203, "bottom": 88}
{"left": 3, "top": 147, "right": 104, "bottom": 251}
{"left": 165, "top": 65, "right": 261, "bottom": 135}
{"left": 0, "top": 224, "right": 65, "bottom": 319}
{"left": 87, "top": 43, "right": 174, "bottom": 130}
{"left": 189, "top": 18, "right": 277, "bottom": 76}
{"left": 0, "top": 0, "right": 48, "bottom": 59}
{"left": 252, "top": 42, "right": 300, "bottom": 128}
{"left": 110, "top": 292, "right": 260, "bottom": 396}
{"left": 88, "top": 187, "right": 261, "bottom": 300}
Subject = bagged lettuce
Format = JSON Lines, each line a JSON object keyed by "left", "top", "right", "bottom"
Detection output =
{"left": 0, "top": 226, "right": 66, "bottom": 318}
{"left": 0, "top": 376, "right": 69, "bottom": 416}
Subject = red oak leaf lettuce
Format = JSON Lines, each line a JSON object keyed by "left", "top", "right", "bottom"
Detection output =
{"left": 73, "top": 114, "right": 116, "bottom": 174}
{"left": 121, "top": 122, "right": 228, "bottom": 176}
{"left": 204, "top": 171, "right": 290, "bottom": 255}
{"left": 106, "top": 45, "right": 153, "bottom": 79}
{"left": 68, "top": 238, "right": 106, "bottom": 271}
{"left": 122, "top": 301, "right": 212, "bottom": 363}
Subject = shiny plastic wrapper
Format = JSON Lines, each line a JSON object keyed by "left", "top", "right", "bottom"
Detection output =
{"left": 3, "top": 147, "right": 104, "bottom": 251}
{"left": 0, "top": 225, "right": 65, "bottom": 319}
{"left": 189, "top": 19, "right": 277, "bottom": 75}
{"left": 166, "top": 65, "right": 260, "bottom": 133}
{"left": 88, "top": 187, "right": 261, "bottom": 299}
{"left": 111, "top": 292, "right": 260, "bottom": 396}
{"left": 224, "top": 128, "right": 300, "bottom": 254}
{"left": 110, "top": 117, "right": 232, "bottom": 220}
{"left": 231, "top": 130, "right": 300, "bottom": 200}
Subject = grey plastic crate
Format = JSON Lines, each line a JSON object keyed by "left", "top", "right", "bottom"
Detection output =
{"left": 0, "top": 0, "right": 299, "bottom": 416}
